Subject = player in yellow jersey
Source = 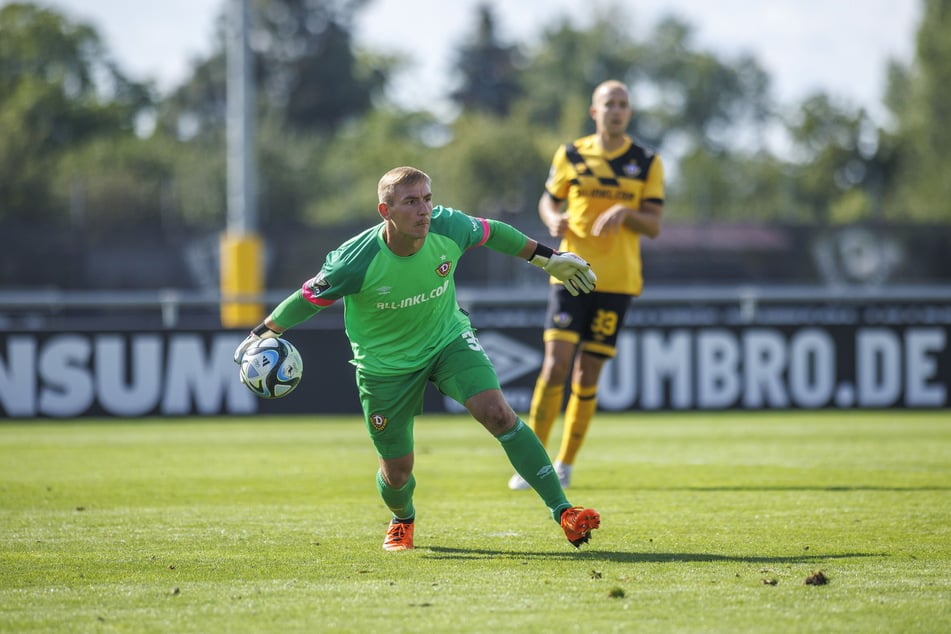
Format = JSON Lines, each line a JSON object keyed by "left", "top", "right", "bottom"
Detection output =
{"left": 509, "top": 80, "right": 665, "bottom": 490}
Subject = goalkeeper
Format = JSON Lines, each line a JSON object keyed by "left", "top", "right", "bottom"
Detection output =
{"left": 234, "top": 166, "right": 601, "bottom": 551}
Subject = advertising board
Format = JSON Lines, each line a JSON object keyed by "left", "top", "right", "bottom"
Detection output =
{"left": 2, "top": 300, "right": 948, "bottom": 418}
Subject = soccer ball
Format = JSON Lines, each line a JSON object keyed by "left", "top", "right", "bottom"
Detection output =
{"left": 239, "top": 337, "right": 303, "bottom": 399}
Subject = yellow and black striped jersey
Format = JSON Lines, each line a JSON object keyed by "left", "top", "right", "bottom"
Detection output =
{"left": 545, "top": 134, "right": 664, "bottom": 295}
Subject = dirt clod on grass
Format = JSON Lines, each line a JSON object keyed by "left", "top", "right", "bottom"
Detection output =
{"left": 805, "top": 570, "right": 829, "bottom": 586}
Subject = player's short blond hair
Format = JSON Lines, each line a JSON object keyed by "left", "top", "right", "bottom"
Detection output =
{"left": 592, "top": 79, "right": 629, "bottom": 105}
{"left": 378, "top": 166, "right": 431, "bottom": 205}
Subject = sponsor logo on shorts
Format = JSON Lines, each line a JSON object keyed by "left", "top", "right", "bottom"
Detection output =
{"left": 370, "top": 413, "right": 388, "bottom": 431}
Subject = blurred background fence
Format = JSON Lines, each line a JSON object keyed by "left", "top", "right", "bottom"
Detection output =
{"left": 4, "top": 219, "right": 949, "bottom": 295}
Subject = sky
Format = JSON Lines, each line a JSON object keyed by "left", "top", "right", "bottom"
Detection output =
{"left": 18, "top": 0, "right": 923, "bottom": 125}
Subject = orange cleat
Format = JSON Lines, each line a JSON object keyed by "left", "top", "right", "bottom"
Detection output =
{"left": 560, "top": 507, "right": 600, "bottom": 548}
{"left": 382, "top": 519, "right": 415, "bottom": 551}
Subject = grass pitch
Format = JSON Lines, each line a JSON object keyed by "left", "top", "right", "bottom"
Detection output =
{"left": 1, "top": 411, "right": 949, "bottom": 633}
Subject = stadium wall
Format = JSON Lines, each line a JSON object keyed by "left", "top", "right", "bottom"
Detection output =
{"left": 2, "top": 293, "right": 948, "bottom": 418}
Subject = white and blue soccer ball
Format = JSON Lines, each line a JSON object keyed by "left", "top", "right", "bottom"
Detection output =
{"left": 239, "top": 337, "right": 303, "bottom": 399}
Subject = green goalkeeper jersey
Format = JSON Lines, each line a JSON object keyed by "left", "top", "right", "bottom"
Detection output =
{"left": 269, "top": 206, "right": 527, "bottom": 375}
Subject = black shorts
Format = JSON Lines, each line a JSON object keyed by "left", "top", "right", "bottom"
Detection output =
{"left": 543, "top": 285, "right": 632, "bottom": 358}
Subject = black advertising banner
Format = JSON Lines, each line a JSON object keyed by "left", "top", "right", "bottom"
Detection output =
{"left": 1, "top": 301, "right": 949, "bottom": 418}
{"left": 0, "top": 330, "right": 354, "bottom": 418}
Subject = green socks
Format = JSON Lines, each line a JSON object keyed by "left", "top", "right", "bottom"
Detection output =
{"left": 377, "top": 470, "right": 415, "bottom": 521}
{"left": 497, "top": 419, "right": 571, "bottom": 521}
{"left": 377, "top": 420, "right": 572, "bottom": 524}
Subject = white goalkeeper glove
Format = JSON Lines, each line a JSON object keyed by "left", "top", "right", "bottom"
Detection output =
{"left": 528, "top": 244, "right": 597, "bottom": 296}
{"left": 233, "top": 322, "right": 281, "bottom": 364}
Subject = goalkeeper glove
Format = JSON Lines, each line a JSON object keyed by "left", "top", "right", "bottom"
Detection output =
{"left": 233, "top": 322, "right": 281, "bottom": 364}
{"left": 528, "top": 244, "right": 597, "bottom": 296}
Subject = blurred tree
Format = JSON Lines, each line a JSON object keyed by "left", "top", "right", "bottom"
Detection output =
{"left": 885, "top": 0, "right": 951, "bottom": 221}
{"left": 634, "top": 16, "right": 775, "bottom": 221}
{"left": 254, "top": 0, "right": 385, "bottom": 132}
{"left": 0, "top": 3, "right": 152, "bottom": 223}
{"left": 51, "top": 135, "right": 181, "bottom": 234}
{"left": 299, "top": 108, "right": 439, "bottom": 225}
{"left": 155, "top": 53, "right": 227, "bottom": 142}
{"left": 449, "top": 3, "right": 523, "bottom": 116}
{"left": 674, "top": 148, "right": 796, "bottom": 222}
{"left": 638, "top": 17, "right": 772, "bottom": 153}
{"left": 516, "top": 11, "right": 642, "bottom": 137}
{"left": 429, "top": 110, "right": 548, "bottom": 219}
{"left": 158, "top": 0, "right": 389, "bottom": 139}
{"left": 5, "top": 0, "right": 943, "bottom": 240}
{"left": 514, "top": 9, "right": 778, "bottom": 222}
{"left": 149, "top": 0, "right": 399, "bottom": 228}
{"left": 782, "top": 94, "right": 880, "bottom": 223}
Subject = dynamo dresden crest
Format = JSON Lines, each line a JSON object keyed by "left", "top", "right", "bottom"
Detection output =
{"left": 435, "top": 262, "right": 452, "bottom": 277}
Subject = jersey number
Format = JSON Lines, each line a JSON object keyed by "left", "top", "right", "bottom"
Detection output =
{"left": 590, "top": 309, "right": 619, "bottom": 337}
{"left": 462, "top": 330, "right": 484, "bottom": 352}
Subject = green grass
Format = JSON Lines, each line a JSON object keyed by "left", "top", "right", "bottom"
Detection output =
{"left": 1, "top": 411, "right": 949, "bottom": 633}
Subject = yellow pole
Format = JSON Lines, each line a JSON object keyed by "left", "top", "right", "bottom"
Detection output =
{"left": 221, "top": 0, "right": 262, "bottom": 328}
{"left": 220, "top": 232, "right": 264, "bottom": 327}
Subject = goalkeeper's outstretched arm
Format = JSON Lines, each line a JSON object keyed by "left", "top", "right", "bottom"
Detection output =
{"left": 481, "top": 218, "right": 597, "bottom": 296}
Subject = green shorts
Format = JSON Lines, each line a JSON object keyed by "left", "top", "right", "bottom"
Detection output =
{"left": 355, "top": 329, "right": 500, "bottom": 459}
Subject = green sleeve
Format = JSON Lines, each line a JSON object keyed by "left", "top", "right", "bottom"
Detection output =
{"left": 269, "top": 290, "right": 322, "bottom": 330}
{"left": 483, "top": 219, "right": 528, "bottom": 257}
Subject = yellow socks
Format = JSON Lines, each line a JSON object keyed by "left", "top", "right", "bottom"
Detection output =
{"left": 527, "top": 378, "right": 564, "bottom": 445}
{"left": 556, "top": 383, "right": 598, "bottom": 466}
